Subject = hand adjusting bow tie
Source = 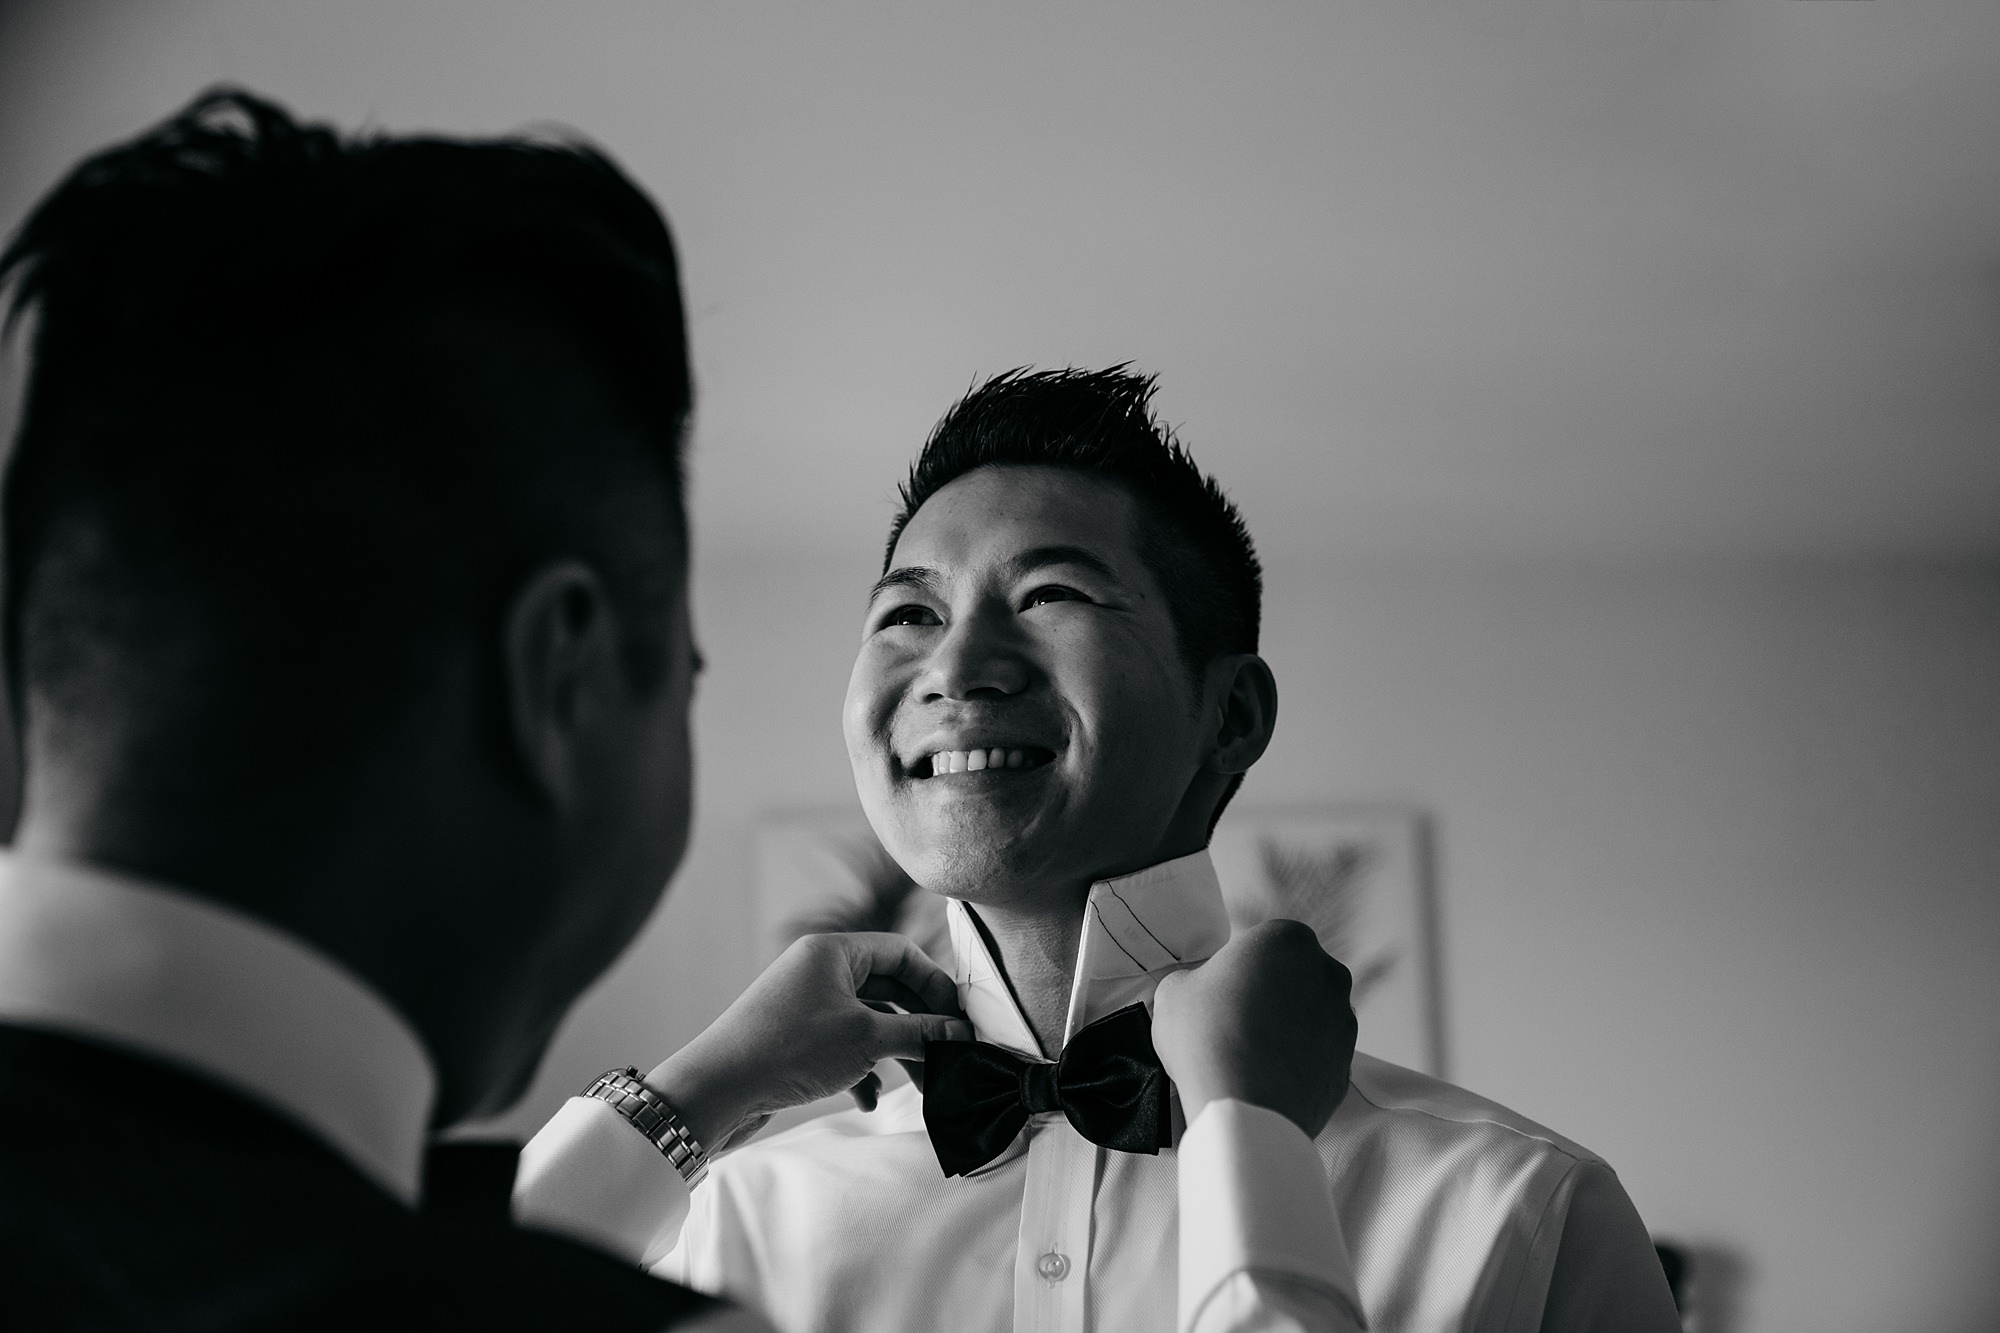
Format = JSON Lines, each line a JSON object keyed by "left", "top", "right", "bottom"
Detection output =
{"left": 921, "top": 1002, "right": 1172, "bottom": 1178}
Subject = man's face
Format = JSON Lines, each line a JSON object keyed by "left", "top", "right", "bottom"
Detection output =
{"left": 453, "top": 548, "right": 702, "bottom": 1122}
{"left": 612, "top": 578, "right": 700, "bottom": 913}
{"left": 519, "top": 565, "right": 700, "bottom": 1080}
{"left": 845, "top": 464, "right": 1213, "bottom": 914}
{"left": 581, "top": 573, "right": 700, "bottom": 968}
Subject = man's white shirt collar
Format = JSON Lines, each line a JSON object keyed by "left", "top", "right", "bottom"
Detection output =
{"left": 945, "top": 847, "right": 1232, "bottom": 1059}
{"left": 0, "top": 851, "right": 435, "bottom": 1204}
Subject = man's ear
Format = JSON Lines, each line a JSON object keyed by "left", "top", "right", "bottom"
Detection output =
{"left": 501, "top": 560, "right": 622, "bottom": 811}
{"left": 1205, "top": 654, "right": 1279, "bottom": 776}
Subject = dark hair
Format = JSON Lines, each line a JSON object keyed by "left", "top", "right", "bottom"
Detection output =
{"left": 888, "top": 366, "right": 1263, "bottom": 822}
{"left": 0, "top": 88, "right": 691, "bottom": 794}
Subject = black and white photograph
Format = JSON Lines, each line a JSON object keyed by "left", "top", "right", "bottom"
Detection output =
{"left": 0, "top": 4, "right": 1995, "bottom": 1331}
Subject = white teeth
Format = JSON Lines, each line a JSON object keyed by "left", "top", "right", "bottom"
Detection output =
{"left": 926, "top": 748, "right": 1041, "bottom": 777}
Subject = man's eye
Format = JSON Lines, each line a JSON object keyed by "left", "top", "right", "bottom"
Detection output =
{"left": 1023, "top": 585, "right": 1086, "bottom": 609}
{"left": 881, "top": 604, "right": 940, "bottom": 628}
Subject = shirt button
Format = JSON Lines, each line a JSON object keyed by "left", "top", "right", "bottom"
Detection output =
{"left": 1036, "top": 1251, "right": 1070, "bottom": 1283}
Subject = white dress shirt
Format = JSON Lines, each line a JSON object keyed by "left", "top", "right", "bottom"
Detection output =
{"left": 516, "top": 850, "right": 1681, "bottom": 1333}
{"left": 0, "top": 850, "right": 435, "bottom": 1203}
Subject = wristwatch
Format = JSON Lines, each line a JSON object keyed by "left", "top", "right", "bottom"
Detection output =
{"left": 581, "top": 1067, "right": 710, "bottom": 1190}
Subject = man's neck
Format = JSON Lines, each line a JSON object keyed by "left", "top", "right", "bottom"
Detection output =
{"left": 966, "top": 830, "right": 1214, "bottom": 1057}
{"left": 10, "top": 776, "right": 551, "bottom": 1126}
{"left": 962, "top": 897, "right": 1084, "bottom": 1060}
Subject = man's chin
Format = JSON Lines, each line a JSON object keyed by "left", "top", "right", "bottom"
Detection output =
{"left": 884, "top": 834, "right": 1070, "bottom": 912}
{"left": 868, "top": 782, "right": 1086, "bottom": 898}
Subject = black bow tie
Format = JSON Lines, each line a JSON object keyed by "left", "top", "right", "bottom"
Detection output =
{"left": 921, "top": 1002, "right": 1173, "bottom": 1178}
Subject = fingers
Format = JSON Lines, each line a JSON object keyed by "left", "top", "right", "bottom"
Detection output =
{"left": 834, "top": 932, "right": 964, "bottom": 1017}
{"left": 868, "top": 1007, "right": 975, "bottom": 1060}
{"left": 1234, "top": 919, "right": 1354, "bottom": 1001}
{"left": 848, "top": 1070, "right": 883, "bottom": 1112}
{"left": 857, "top": 976, "right": 932, "bottom": 1014}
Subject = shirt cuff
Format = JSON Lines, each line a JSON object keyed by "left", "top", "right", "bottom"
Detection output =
{"left": 1178, "top": 1098, "right": 1363, "bottom": 1330}
{"left": 512, "top": 1094, "right": 692, "bottom": 1268}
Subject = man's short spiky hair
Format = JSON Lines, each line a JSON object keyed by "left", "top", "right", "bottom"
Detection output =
{"left": 887, "top": 365, "right": 1263, "bottom": 687}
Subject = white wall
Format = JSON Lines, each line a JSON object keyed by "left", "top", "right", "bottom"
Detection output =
{"left": 5, "top": 1, "right": 2000, "bottom": 566}
{"left": 490, "top": 547, "right": 2000, "bottom": 1333}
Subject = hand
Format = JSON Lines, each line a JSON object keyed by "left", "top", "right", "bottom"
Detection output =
{"left": 1151, "top": 919, "right": 1356, "bottom": 1138}
{"left": 645, "top": 932, "right": 972, "bottom": 1151}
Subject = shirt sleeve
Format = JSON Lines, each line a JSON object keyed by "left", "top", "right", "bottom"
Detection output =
{"left": 1535, "top": 1160, "right": 1682, "bottom": 1333}
{"left": 1178, "top": 1098, "right": 1367, "bottom": 1333}
{"left": 511, "top": 1095, "right": 693, "bottom": 1268}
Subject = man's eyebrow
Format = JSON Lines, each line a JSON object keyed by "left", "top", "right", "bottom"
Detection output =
{"left": 1005, "top": 545, "right": 1126, "bottom": 586}
{"left": 868, "top": 565, "right": 941, "bottom": 603}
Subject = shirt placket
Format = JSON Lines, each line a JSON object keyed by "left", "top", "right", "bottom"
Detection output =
{"left": 1012, "top": 1113, "right": 1097, "bottom": 1333}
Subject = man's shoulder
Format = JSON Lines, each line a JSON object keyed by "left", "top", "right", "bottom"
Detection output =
{"left": 1310, "top": 1059, "right": 1663, "bottom": 1327}
{"left": 0, "top": 1121, "right": 727, "bottom": 1329}
{"left": 377, "top": 1214, "right": 727, "bottom": 1325}
{"left": 0, "top": 1024, "right": 725, "bottom": 1329}
{"left": 1329, "top": 1051, "right": 1604, "bottom": 1169}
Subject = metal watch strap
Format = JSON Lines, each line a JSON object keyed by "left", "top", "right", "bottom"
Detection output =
{"left": 581, "top": 1067, "right": 710, "bottom": 1190}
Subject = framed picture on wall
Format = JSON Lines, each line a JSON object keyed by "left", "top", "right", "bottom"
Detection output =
{"left": 751, "top": 803, "right": 1442, "bottom": 1076}
{"left": 1207, "top": 807, "right": 1442, "bottom": 1077}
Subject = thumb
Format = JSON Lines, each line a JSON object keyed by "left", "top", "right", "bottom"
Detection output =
{"left": 869, "top": 1009, "right": 976, "bottom": 1060}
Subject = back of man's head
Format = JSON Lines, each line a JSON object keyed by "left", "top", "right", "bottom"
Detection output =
{"left": 0, "top": 88, "right": 691, "bottom": 828}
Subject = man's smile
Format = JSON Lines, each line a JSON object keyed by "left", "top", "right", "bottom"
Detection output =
{"left": 906, "top": 745, "right": 1059, "bottom": 779}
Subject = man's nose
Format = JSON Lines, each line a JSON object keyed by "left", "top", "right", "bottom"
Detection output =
{"left": 919, "top": 608, "right": 1031, "bottom": 701}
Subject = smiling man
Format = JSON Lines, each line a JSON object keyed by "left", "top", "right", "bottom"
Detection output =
{"left": 518, "top": 369, "right": 1682, "bottom": 1333}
